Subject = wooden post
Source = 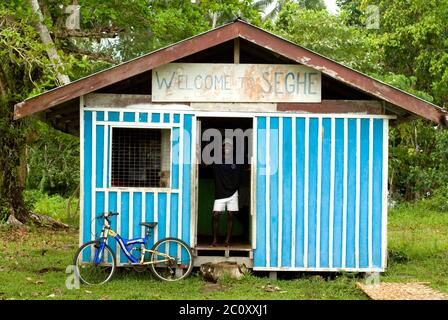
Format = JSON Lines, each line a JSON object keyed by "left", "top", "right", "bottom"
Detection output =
{"left": 234, "top": 38, "right": 240, "bottom": 64}
{"left": 269, "top": 271, "right": 277, "bottom": 281}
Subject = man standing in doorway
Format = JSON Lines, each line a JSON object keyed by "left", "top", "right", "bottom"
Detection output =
{"left": 211, "top": 138, "right": 241, "bottom": 247}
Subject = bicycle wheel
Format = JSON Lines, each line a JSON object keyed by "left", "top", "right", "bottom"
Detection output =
{"left": 149, "top": 238, "right": 193, "bottom": 281}
{"left": 73, "top": 240, "right": 116, "bottom": 285}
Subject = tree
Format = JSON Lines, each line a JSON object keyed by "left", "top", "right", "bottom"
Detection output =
{"left": 0, "top": 0, "right": 263, "bottom": 226}
{"left": 363, "top": 0, "right": 448, "bottom": 108}
{"left": 268, "top": 2, "right": 382, "bottom": 73}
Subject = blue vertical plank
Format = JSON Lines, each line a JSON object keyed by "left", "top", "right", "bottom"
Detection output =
{"left": 108, "top": 112, "right": 119, "bottom": 121}
{"left": 96, "top": 111, "right": 104, "bottom": 121}
{"left": 95, "top": 192, "right": 105, "bottom": 240}
{"left": 170, "top": 193, "right": 179, "bottom": 257}
{"left": 254, "top": 117, "right": 267, "bottom": 267}
{"left": 359, "top": 119, "right": 370, "bottom": 268}
{"left": 163, "top": 113, "right": 170, "bottom": 123}
{"left": 281, "top": 117, "right": 292, "bottom": 267}
{"left": 151, "top": 113, "right": 161, "bottom": 123}
{"left": 83, "top": 111, "right": 93, "bottom": 257}
{"left": 108, "top": 192, "right": 118, "bottom": 263}
{"left": 120, "top": 192, "right": 130, "bottom": 264}
{"left": 145, "top": 192, "right": 155, "bottom": 249}
{"left": 95, "top": 125, "right": 104, "bottom": 188}
{"left": 124, "top": 112, "right": 135, "bottom": 122}
{"left": 372, "top": 119, "right": 384, "bottom": 267}
{"left": 269, "top": 117, "right": 279, "bottom": 266}
{"left": 320, "top": 118, "right": 331, "bottom": 268}
{"left": 295, "top": 118, "right": 305, "bottom": 268}
{"left": 346, "top": 119, "right": 357, "bottom": 268}
{"left": 157, "top": 193, "right": 167, "bottom": 242}
{"left": 307, "top": 118, "right": 318, "bottom": 268}
{"left": 171, "top": 127, "right": 180, "bottom": 189}
{"left": 333, "top": 119, "right": 345, "bottom": 268}
{"left": 174, "top": 114, "right": 180, "bottom": 123}
{"left": 139, "top": 112, "right": 148, "bottom": 122}
{"left": 170, "top": 193, "right": 179, "bottom": 238}
{"left": 133, "top": 192, "right": 142, "bottom": 240}
{"left": 182, "top": 115, "right": 193, "bottom": 247}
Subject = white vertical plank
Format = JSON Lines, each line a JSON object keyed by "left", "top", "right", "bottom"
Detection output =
{"left": 355, "top": 119, "right": 361, "bottom": 269}
{"left": 265, "top": 117, "right": 271, "bottom": 268}
{"left": 103, "top": 114, "right": 108, "bottom": 189}
{"left": 303, "top": 117, "right": 309, "bottom": 268}
{"left": 190, "top": 116, "right": 197, "bottom": 247}
{"left": 104, "top": 190, "right": 109, "bottom": 262}
{"left": 291, "top": 117, "right": 297, "bottom": 268}
{"left": 166, "top": 191, "right": 171, "bottom": 238}
{"left": 368, "top": 119, "right": 374, "bottom": 268}
{"left": 178, "top": 116, "right": 184, "bottom": 244}
{"left": 91, "top": 112, "right": 96, "bottom": 242}
{"left": 342, "top": 118, "right": 348, "bottom": 269}
{"left": 154, "top": 191, "right": 159, "bottom": 243}
{"left": 329, "top": 117, "right": 335, "bottom": 268}
{"left": 252, "top": 117, "right": 258, "bottom": 248}
{"left": 129, "top": 191, "right": 134, "bottom": 239}
{"left": 142, "top": 192, "right": 146, "bottom": 237}
{"left": 382, "top": 120, "right": 389, "bottom": 268}
{"left": 316, "top": 117, "right": 322, "bottom": 268}
{"left": 116, "top": 191, "right": 121, "bottom": 264}
{"left": 79, "top": 96, "right": 84, "bottom": 247}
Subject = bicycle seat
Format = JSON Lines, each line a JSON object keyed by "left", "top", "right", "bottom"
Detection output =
{"left": 140, "top": 222, "right": 158, "bottom": 229}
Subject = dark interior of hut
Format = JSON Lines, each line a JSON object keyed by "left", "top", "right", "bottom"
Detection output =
{"left": 196, "top": 116, "right": 253, "bottom": 249}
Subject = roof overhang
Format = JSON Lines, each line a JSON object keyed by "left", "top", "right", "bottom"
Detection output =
{"left": 14, "top": 19, "right": 447, "bottom": 126}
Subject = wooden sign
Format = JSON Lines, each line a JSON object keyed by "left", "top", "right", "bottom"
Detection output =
{"left": 152, "top": 63, "right": 321, "bottom": 103}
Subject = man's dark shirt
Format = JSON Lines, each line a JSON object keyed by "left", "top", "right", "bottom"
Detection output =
{"left": 212, "top": 163, "right": 241, "bottom": 199}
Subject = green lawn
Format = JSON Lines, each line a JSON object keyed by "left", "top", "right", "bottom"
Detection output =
{"left": 0, "top": 205, "right": 447, "bottom": 300}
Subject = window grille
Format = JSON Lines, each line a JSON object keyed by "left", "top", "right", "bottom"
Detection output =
{"left": 111, "top": 127, "right": 171, "bottom": 188}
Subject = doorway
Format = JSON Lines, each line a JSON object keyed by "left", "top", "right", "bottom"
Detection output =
{"left": 195, "top": 116, "right": 253, "bottom": 249}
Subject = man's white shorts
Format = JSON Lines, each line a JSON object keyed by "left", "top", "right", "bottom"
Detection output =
{"left": 213, "top": 191, "right": 238, "bottom": 212}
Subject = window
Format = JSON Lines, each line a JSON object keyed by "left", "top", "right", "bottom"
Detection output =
{"left": 111, "top": 127, "right": 171, "bottom": 188}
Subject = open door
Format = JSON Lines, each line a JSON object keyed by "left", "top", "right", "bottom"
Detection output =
{"left": 194, "top": 116, "right": 253, "bottom": 249}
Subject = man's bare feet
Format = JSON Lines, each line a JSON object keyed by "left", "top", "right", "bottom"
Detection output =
{"left": 211, "top": 240, "right": 218, "bottom": 247}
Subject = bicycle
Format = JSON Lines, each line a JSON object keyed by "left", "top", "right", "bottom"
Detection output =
{"left": 73, "top": 211, "right": 194, "bottom": 285}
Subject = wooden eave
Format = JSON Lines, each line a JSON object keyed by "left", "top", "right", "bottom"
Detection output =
{"left": 14, "top": 19, "right": 447, "bottom": 126}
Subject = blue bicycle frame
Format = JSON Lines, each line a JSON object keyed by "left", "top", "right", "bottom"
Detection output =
{"left": 95, "top": 217, "right": 150, "bottom": 265}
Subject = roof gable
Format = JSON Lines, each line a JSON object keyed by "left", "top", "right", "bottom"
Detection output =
{"left": 14, "top": 19, "right": 446, "bottom": 125}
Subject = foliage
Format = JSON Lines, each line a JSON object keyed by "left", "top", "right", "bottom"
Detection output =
{"left": 255, "top": 0, "right": 327, "bottom": 21}
{"left": 269, "top": 2, "right": 383, "bottom": 73}
{"left": 363, "top": 0, "right": 448, "bottom": 108}
{"left": 0, "top": 1, "right": 59, "bottom": 223}
{"left": 23, "top": 189, "right": 78, "bottom": 224}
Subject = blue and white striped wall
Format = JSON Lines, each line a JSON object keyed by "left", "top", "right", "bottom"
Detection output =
{"left": 80, "top": 106, "right": 194, "bottom": 265}
{"left": 80, "top": 104, "right": 391, "bottom": 272}
{"left": 253, "top": 115, "right": 389, "bottom": 272}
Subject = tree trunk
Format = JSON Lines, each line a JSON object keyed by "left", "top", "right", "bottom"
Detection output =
{"left": 28, "top": 0, "right": 71, "bottom": 86}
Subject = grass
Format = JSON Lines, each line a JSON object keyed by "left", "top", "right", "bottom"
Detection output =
{"left": 0, "top": 203, "right": 447, "bottom": 300}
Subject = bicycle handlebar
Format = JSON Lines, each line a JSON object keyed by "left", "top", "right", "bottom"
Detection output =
{"left": 96, "top": 212, "right": 119, "bottom": 220}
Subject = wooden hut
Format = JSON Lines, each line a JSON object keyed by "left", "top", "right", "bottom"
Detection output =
{"left": 15, "top": 20, "right": 447, "bottom": 274}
